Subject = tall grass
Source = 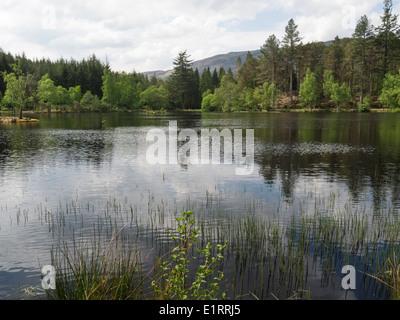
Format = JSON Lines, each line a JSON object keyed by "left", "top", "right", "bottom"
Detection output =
{"left": 49, "top": 224, "right": 146, "bottom": 300}
{"left": 20, "top": 190, "right": 400, "bottom": 300}
{"left": 366, "top": 253, "right": 400, "bottom": 300}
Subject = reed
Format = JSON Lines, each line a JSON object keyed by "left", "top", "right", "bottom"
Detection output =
{"left": 48, "top": 223, "right": 147, "bottom": 300}
{"left": 366, "top": 252, "right": 400, "bottom": 300}
{"left": 16, "top": 188, "right": 400, "bottom": 300}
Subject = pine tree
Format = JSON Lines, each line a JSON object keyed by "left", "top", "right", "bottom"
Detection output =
{"left": 212, "top": 68, "right": 219, "bottom": 90}
{"left": 168, "top": 51, "right": 197, "bottom": 109}
{"left": 199, "top": 67, "right": 213, "bottom": 95}
{"left": 282, "top": 19, "right": 302, "bottom": 103}
{"left": 237, "top": 51, "right": 258, "bottom": 90}
{"left": 376, "top": 0, "right": 399, "bottom": 76}
{"left": 324, "top": 36, "right": 344, "bottom": 84}
{"left": 259, "top": 34, "right": 281, "bottom": 86}
{"left": 218, "top": 67, "right": 226, "bottom": 85}
{"left": 353, "top": 15, "right": 375, "bottom": 104}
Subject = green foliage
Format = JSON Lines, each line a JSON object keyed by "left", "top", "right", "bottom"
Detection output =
{"left": 358, "top": 94, "right": 372, "bottom": 112}
{"left": 266, "top": 83, "right": 280, "bottom": 107}
{"left": 253, "top": 82, "right": 280, "bottom": 110}
{"left": 331, "top": 83, "right": 351, "bottom": 108}
{"left": 283, "top": 18, "right": 302, "bottom": 102}
{"left": 323, "top": 70, "right": 336, "bottom": 98}
{"left": 0, "top": 52, "right": 107, "bottom": 100}
{"left": 352, "top": 15, "right": 375, "bottom": 105}
{"left": 299, "top": 68, "right": 320, "bottom": 107}
{"left": 101, "top": 69, "right": 118, "bottom": 107}
{"left": 38, "top": 74, "right": 87, "bottom": 110}
{"left": 37, "top": 74, "right": 57, "bottom": 106}
{"left": 201, "top": 92, "right": 214, "bottom": 112}
{"left": 168, "top": 51, "right": 200, "bottom": 109}
{"left": 282, "top": 18, "right": 302, "bottom": 50}
{"left": 199, "top": 68, "right": 214, "bottom": 95}
{"left": 212, "top": 75, "right": 244, "bottom": 112}
{"left": 139, "top": 85, "right": 170, "bottom": 110}
{"left": 244, "top": 88, "right": 256, "bottom": 110}
{"left": 259, "top": 34, "right": 281, "bottom": 85}
{"left": 55, "top": 86, "right": 70, "bottom": 105}
{"left": 323, "top": 70, "right": 351, "bottom": 107}
{"left": 152, "top": 211, "right": 227, "bottom": 300}
{"left": 69, "top": 86, "right": 82, "bottom": 103}
{"left": 237, "top": 52, "right": 258, "bottom": 90}
{"left": 379, "top": 70, "right": 400, "bottom": 108}
{"left": 375, "top": 0, "right": 399, "bottom": 74}
{"left": 101, "top": 69, "right": 143, "bottom": 109}
{"left": 117, "top": 73, "right": 142, "bottom": 109}
{"left": 80, "top": 91, "right": 101, "bottom": 110}
{"left": 209, "top": 89, "right": 224, "bottom": 112}
{"left": 2, "top": 59, "right": 36, "bottom": 117}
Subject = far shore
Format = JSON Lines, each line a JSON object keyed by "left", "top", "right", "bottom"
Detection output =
{"left": 1, "top": 107, "right": 399, "bottom": 118}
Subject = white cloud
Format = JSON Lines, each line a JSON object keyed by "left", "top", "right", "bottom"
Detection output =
{"left": 0, "top": 0, "right": 391, "bottom": 72}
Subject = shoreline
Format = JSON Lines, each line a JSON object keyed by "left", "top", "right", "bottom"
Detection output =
{"left": 1, "top": 107, "right": 398, "bottom": 118}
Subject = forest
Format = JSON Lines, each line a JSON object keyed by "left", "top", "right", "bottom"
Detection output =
{"left": 1, "top": 0, "right": 400, "bottom": 116}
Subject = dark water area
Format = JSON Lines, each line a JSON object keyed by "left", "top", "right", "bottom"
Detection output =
{"left": 0, "top": 111, "right": 399, "bottom": 300}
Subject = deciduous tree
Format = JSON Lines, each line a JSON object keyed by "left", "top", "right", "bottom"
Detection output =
{"left": 3, "top": 59, "right": 36, "bottom": 118}
{"left": 299, "top": 68, "right": 319, "bottom": 107}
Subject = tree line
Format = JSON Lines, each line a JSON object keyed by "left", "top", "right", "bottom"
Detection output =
{"left": 135, "top": 0, "right": 400, "bottom": 112}
{"left": 0, "top": 51, "right": 156, "bottom": 115}
{"left": 1, "top": 0, "right": 400, "bottom": 116}
{"left": 199, "top": 0, "right": 400, "bottom": 112}
{"left": 174, "top": 0, "right": 400, "bottom": 112}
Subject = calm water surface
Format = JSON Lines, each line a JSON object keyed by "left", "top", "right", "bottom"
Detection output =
{"left": 0, "top": 111, "right": 399, "bottom": 299}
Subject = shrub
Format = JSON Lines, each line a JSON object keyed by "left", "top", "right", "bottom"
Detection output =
{"left": 152, "top": 211, "right": 227, "bottom": 300}
{"left": 379, "top": 71, "right": 400, "bottom": 109}
{"left": 299, "top": 68, "right": 319, "bottom": 107}
{"left": 358, "top": 94, "right": 372, "bottom": 112}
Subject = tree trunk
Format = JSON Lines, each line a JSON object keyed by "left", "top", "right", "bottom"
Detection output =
{"left": 360, "top": 83, "right": 364, "bottom": 104}
{"left": 289, "top": 68, "right": 293, "bottom": 103}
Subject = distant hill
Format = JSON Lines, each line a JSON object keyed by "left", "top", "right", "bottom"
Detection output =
{"left": 143, "top": 41, "right": 334, "bottom": 80}
{"left": 144, "top": 49, "right": 262, "bottom": 79}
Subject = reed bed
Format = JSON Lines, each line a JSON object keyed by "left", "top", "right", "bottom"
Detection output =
{"left": 11, "top": 190, "right": 400, "bottom": 300}
{"left": 49, "top": 225, "right": 146, "bottom": 300}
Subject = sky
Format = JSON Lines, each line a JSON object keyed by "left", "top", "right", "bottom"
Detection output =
{"left": 0, "top": 0, "right": 398, "bottom": 73}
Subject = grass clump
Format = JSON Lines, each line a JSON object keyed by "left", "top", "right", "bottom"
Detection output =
{"left": 49, "top": 225, "right": 146, "bottom": 300}
{"left": 367, "top": 253, "right": 400, "bottom": 300}
{"left": 48, "top": 211, "right": 227, "bottom": 300}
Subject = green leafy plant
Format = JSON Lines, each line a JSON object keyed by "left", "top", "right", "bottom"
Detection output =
{"left": 323, "top": 70, "right": 351, "bottom": 108}
{"left": 358, "top": 94, "right": 372, "bottom": 112}
{"left": 379, "top": 71, "right": 400, "bottom": 109}
{"left": 299, "top": 68, "right": 319, "bottom": 107}
{"left": 152, "top": 211, "right": 227, "bottom": 300}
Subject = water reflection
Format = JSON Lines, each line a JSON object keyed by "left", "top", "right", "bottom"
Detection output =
{"left": 0, "top": 112, "right": 399, "bottom": 208}
{"left": 0, "top": 111, "right": 400, "bottom": 299}
{"left": 1, "top": 112, "right": 400, "bottom": 213}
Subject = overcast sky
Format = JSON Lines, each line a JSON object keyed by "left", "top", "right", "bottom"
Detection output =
{"left": 0, "top": 0, "right": 398, "bottom": 73}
